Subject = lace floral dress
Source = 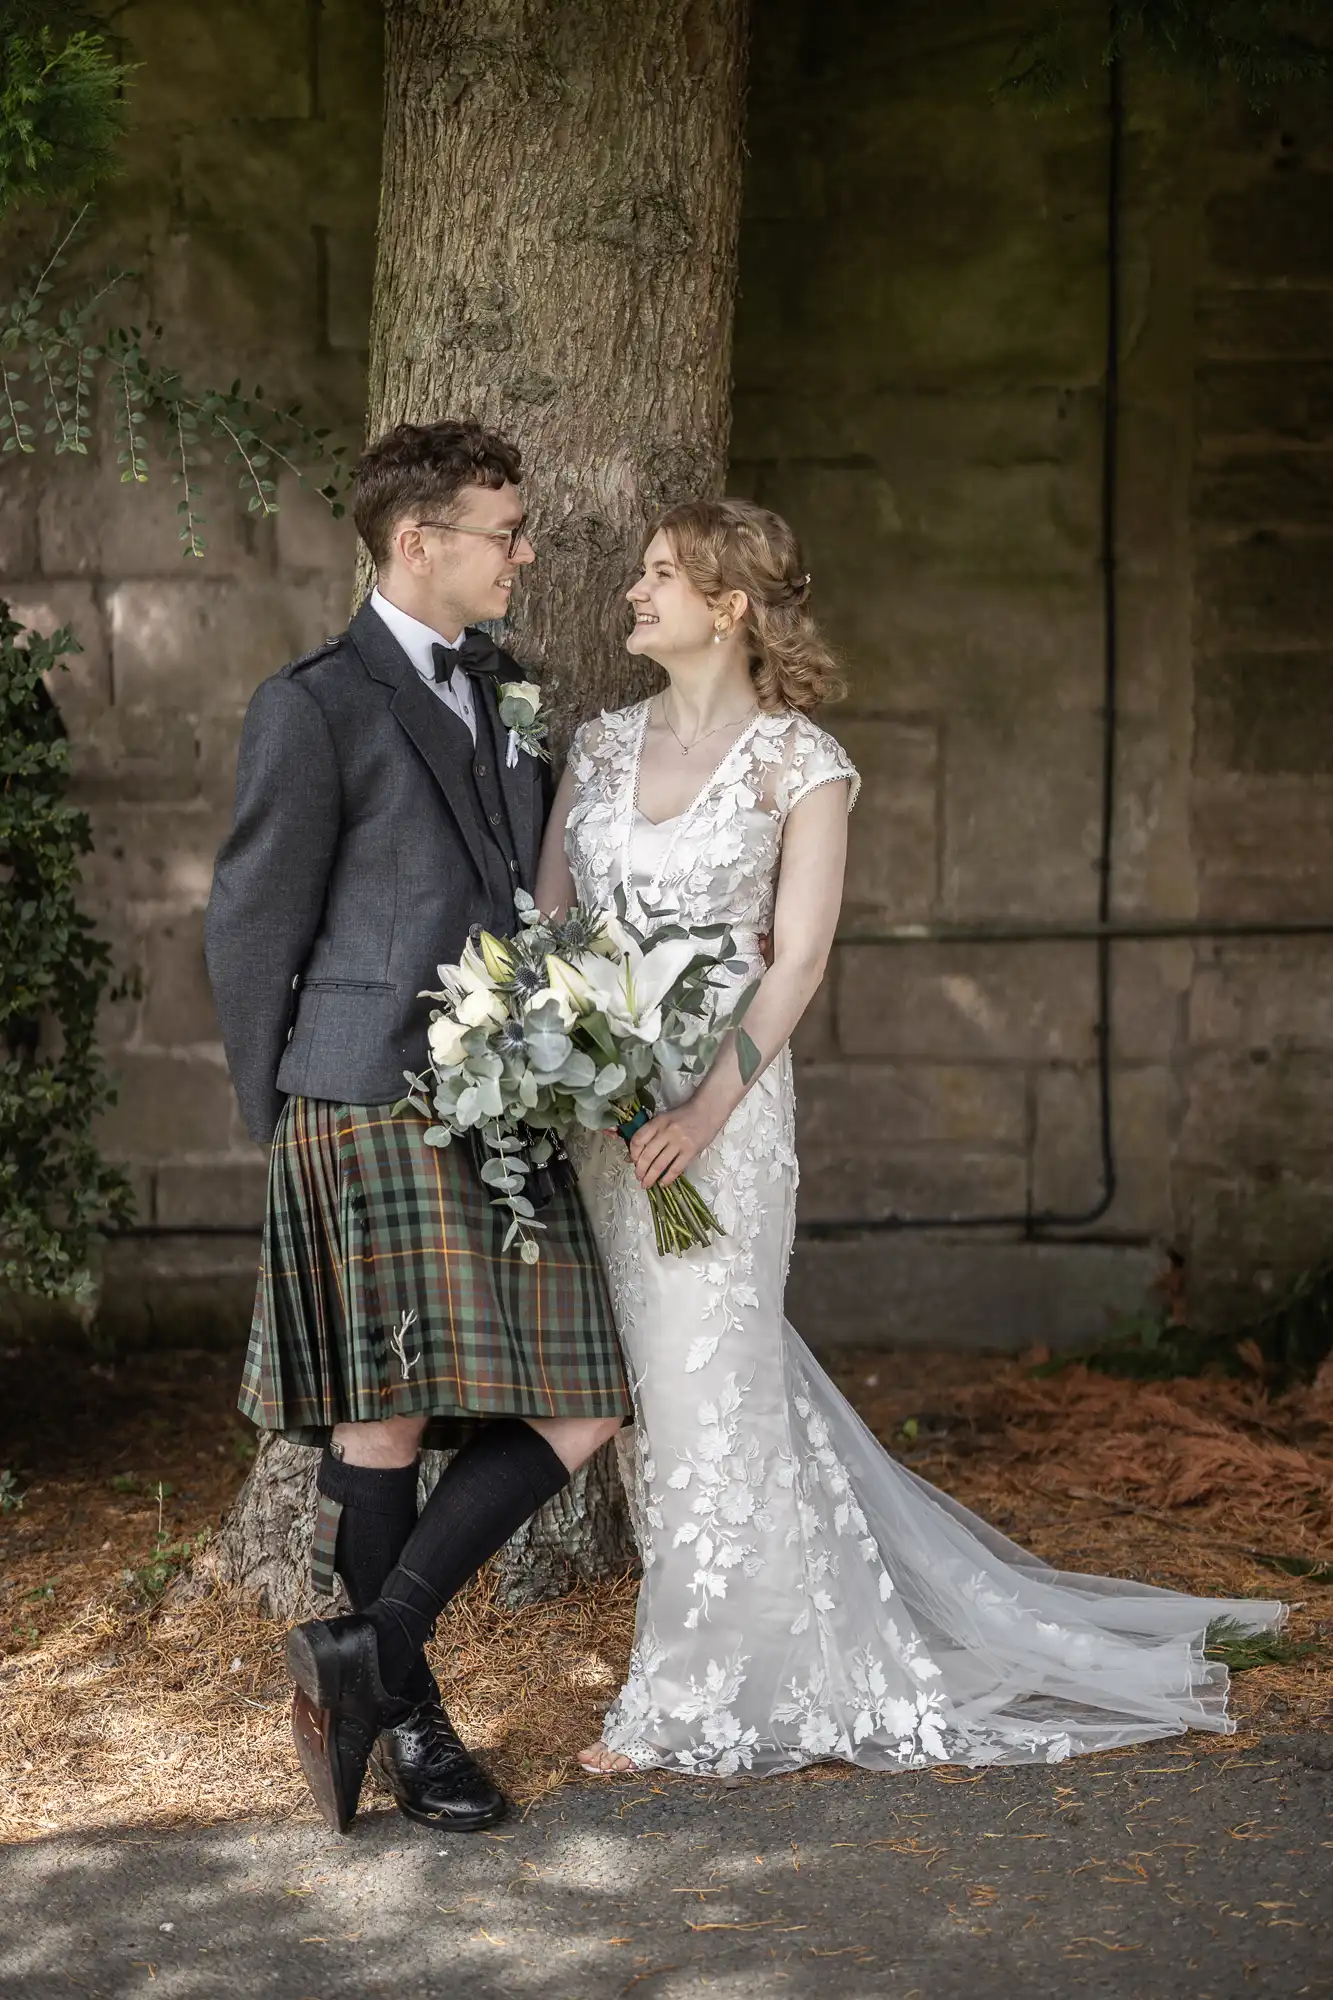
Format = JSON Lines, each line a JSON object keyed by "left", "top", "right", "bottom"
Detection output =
{"left": 565, "top": 699, "right": 1284, "bottom": 1777}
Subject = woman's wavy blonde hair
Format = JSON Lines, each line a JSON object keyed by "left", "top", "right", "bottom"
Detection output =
{"left": 650, "top": 498, "right": 845, "bottom": 715}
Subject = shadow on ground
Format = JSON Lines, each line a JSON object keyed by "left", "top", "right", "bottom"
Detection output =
{"left": 2, "top": 1737, "right": 1330, "bottom": 1999}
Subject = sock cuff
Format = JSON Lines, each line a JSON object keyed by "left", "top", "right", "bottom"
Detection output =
{"left": 483, "top": 1417, "right": 571, "bottom": 1510}
{"left": 317, "top": 1450, "right": 420, "bottom": 1516}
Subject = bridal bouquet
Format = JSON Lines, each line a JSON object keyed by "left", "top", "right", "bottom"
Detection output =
{"left": 400, "top": 892, "right": 761, "bottom": 1262}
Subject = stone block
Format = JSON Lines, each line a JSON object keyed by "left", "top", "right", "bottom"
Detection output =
{"left": 81, "top": 806, "right": 232, "bottom": 913}
{"left": 838, "top": 941, "right": 1099, "bottom": 1064}
{"left": 155, "top": 1160, "right": 268, "bottom": 1229}
{"left": 1197, "top": 288, "right": 1333, "bottom": 359}
{"left": 1172, "top": 1165, "right": 1333, "bottom": 1330}
{"left": 1195, "top": 539, "right": 1333, "bottom": 652}
{"left": 785, "top": 1237, "right": 1158, "bottom": 1352}
{"left": 1196, "top": 362, "right": 1333, "bottom": 444}
{"left": 325, "top": 228, "right": 377, "bottom": 354}
{"left": 274, "top": 469, "right": 360, "bottom": 579}
{"left": 1032, "top": 1064, "right": 1175, "bottom": 1234}
{"left": 146, "top": 223, "right": 320, "bottom": 383}
{"left": 791, "top": 960, "right": 836, "bottom": 1065}
{"left": 1206, "top": 175, "right": 1333, "bottom": 282}
{"left": 799, "top": 1060, "right": 1026, "bottom": 1148}
{"left": 1194, "top": 453, "right": 1333, "bottom": 532}
{"left": 2, "top": 584, "right": 111, "bottom": 731}
{"left": 795, "top": 1147, "right": 1028, "bottom": 1227}
{"left": 70, "top": 707, "right": 200, "bottom": 804}
{"left": 795, "top": 1061, "right": 1027, "bottom": 1223}
{"left": 1111, "top": 941, "right": 1192, "bottom": 1063}
{"left": 36, "top": 426, "right": 249, "bottom": 581}
{"left": 832, "top": 717, "right": 937, "bottom": 920}
{"left": 738, "top": 392, "right": 1102, "bottom": 577}
{"left": 97, "top": 1235, "right": 258, "bottom": 1349}
{"left": 1187, "top": 941, "right": 1333, "bottom": 1053}
{"left": 109, "top": 578, "right": 346, "bottom": 711}
{"left": 1192, "top": 776, "right": 1333, "bottom": 921}
{"left": 196, "top": 709, "right": 248, "bottom": 807}
{"left": 1176, "top": 1048, "right": 1333, "bottom": 1171}
{"left": 97, "top": 1053, "right": 236, "bottom": 1158}
{"left": 116, "top": 0, "right": 313, "bottom": 122}
{"left": 315, "top": 0, "right": 387, "bottom": 123}
{"left": 179, "top": 119, "right": 378, "bottom": 236}
{"left": 140, "top": 910, "right": 220, "bottom": 1046}
{"left": 0, "top": 457, "right": 39, "bottom": 577}
{"left": 943, "top": 706, "right": 1108, "bottom": 921}
{"left": 1196, "top": 652, "right": 1333, "bottom": 776}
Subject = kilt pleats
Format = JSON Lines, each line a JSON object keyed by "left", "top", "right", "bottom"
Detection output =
{"left": 239, "top": 1097, "right": 628, "bottom": 1444}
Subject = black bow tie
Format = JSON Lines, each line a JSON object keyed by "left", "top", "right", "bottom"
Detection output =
{"left": 432, "top": 631, "right": 505, "bottom": 682}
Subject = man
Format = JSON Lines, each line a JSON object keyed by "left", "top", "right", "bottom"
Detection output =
{"left": 205, "top": 421, "right": 627, "bottom": 1837}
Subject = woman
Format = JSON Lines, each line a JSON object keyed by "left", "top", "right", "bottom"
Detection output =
{"left": 535, "top": 496, "right": 1284, "bottom": 1779}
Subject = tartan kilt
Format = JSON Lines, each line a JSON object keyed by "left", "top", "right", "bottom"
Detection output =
{"left": 239, "top": 1096, "right": 629, "bottom": 1446}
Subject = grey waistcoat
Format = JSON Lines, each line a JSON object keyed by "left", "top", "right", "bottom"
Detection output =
{"left": 204, "top": 602, "right": 546, "bottom": 1147}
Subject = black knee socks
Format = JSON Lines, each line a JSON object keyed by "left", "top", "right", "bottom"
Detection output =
{"left": 366, "top": 1419, "right": 570, "bottom": 1698}
{"left": 316, "top": 1452, "right": 436, "bottom": 1705}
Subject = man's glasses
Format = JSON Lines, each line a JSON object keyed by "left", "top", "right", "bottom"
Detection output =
{"left": 417, "top": 517, "right": 529, "bottom": 559}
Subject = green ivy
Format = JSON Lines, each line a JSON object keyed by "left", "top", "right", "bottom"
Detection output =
{"left": 0, "top": 603, "right": 133, "bottom": 1301}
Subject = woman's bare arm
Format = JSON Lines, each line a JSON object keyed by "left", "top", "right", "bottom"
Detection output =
{"left": 532, "top": 760, "right": 579, "bottom": 918}
{"left": 628, "top": 778, "right": 850, "bottom": 1189}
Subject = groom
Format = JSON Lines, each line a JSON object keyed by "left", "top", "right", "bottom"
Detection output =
{"left": 205, "top": 419, "right": 627, "bottom": 1836}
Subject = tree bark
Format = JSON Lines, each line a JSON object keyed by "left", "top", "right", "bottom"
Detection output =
{"left": 366, "top": 0, "right": 752, "bottom": 729}
{"left": 205, "top": 0, "right": 750, "bottom": 1618}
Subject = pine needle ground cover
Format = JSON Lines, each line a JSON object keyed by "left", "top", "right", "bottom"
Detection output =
{"left": 1, "top": 1339, "right": 1328, "bottom": 1844}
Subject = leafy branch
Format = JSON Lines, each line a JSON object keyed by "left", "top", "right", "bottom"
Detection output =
{"left": 997, "top": 1, "right": 1331, "bottom": 105}
{"left": 2, "top": 207, "right": 352, "bottom": 555}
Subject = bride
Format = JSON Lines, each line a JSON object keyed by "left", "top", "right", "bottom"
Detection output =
{"left": 534, "top": 496, "right": 1284, "bottom": 1779}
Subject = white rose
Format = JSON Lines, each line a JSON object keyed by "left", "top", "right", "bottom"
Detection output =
{"left": 500, "top": 680, "right": 542, "bottom": 711}
{"left": 456, "top": 987, "right": 508, "bottom": 1029}
{"left": 428, "top": 1016, "right": 470, "bottom": 1067}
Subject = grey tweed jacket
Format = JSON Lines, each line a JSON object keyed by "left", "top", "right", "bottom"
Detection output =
{"left": 204, "top": 602, "right": 546, "bottom": 1147}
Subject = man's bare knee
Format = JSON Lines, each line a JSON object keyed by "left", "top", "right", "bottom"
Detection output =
{"left": 332, "top": 1415, "right": 427, "bottom": 1468}
{"left": 525, "top": 1414, "right": 625, "bottom": 1475}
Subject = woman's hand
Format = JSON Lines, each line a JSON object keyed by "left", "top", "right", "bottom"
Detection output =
{"left": 627, "top": 1099, "right": 721, "bottom": 1189}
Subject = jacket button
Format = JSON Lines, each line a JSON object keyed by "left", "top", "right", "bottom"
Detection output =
{"left": 509, "top": 859, "right": 518, "bottom": 873}
{"left": 476, "top": 761, "right": 488, "bottom": 775}
{"left": 489, "top": 811, "right": 501, "bottom": 826}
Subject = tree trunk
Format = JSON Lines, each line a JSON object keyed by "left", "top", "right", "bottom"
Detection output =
{"left": 204, "top": 0, "right": 750, "bottom": 1619}
{"left": 366, "top": 0, "right": 752, "bottom": 728}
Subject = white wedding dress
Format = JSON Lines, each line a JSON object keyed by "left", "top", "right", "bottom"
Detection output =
{"left": 565, "top": 698, "right": 1284, "bottom": 1777}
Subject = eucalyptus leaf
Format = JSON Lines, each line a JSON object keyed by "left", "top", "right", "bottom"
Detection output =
{"left": 737, "top": 1026, "right": 763, "bottom": 1085}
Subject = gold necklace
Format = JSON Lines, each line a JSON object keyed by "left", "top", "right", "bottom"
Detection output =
{"left": 657, "top": 693, "right": 758, "bottom": 758}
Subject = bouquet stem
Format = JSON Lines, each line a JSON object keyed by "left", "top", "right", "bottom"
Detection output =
{"left": 616, "top": 1098, "right": 722, "bottom": 1257}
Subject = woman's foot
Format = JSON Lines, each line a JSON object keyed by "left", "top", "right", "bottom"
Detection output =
{"left": 577, "top": 1741, "right": 636, "bottom": 1774}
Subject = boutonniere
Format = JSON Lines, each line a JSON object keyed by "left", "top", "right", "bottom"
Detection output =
{"left": 498, "top": 680, "right": 550, "bottom": 766}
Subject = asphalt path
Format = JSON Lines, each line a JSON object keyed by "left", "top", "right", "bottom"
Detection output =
{"left": 2, "top": 1734, "right": 1330, "bottom": 1999}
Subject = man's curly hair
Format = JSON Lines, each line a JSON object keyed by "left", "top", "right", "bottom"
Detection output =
{"left": 352, "top": 419, "right": 522, "bottom": 568}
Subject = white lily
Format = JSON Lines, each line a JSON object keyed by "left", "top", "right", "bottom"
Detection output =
{"left": 428, "top": 1014, "right": 471, "bottom": 1068}
{"left": 457, "top": 937, "right": 498, "bottom": 994}
{"left": 577, "top": 934, "right": 718, "bottom": 1042}
{"left": 587, "top": 908, "right": 638, "bottom": 959}
{"left": 545, "top": 954, "right": 596, "bottom": 1018}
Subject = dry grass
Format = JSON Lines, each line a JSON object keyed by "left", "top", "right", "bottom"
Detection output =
{"left": 1, "top": 1337, "right": 1330, "bottom": 1846}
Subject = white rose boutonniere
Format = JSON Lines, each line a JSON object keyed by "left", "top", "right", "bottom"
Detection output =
{"left": 497, "top": 680, "right": 550, "bottom": 766}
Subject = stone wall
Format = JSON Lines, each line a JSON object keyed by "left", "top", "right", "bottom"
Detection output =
{"left": 3, "top": 0, "right": 1331, "bottom": 1346}
{"left": 738, "top": 2, "right": 1333, "bottom": 1341}
{"left": 0, "top": 0, "right": 381, "bottom": 1338}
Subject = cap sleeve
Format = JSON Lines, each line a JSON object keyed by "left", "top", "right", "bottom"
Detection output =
{"left": 778, "top": 717, "right": 861, "bottom": 817}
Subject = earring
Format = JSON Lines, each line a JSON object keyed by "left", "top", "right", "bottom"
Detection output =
{"left": 713, "top": 622, "right": 728, "bottom": 644}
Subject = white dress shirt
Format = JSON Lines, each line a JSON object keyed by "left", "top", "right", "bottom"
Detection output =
{"left": 369, "top": 586, "right": 476, "bottom": 742}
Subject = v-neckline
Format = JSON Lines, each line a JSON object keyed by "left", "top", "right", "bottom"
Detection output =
{"left": 621, "top": 699, "right": 766, "bottom": 911}
{"left": 628, "top": 699, "right": 765, "bottom": 828}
